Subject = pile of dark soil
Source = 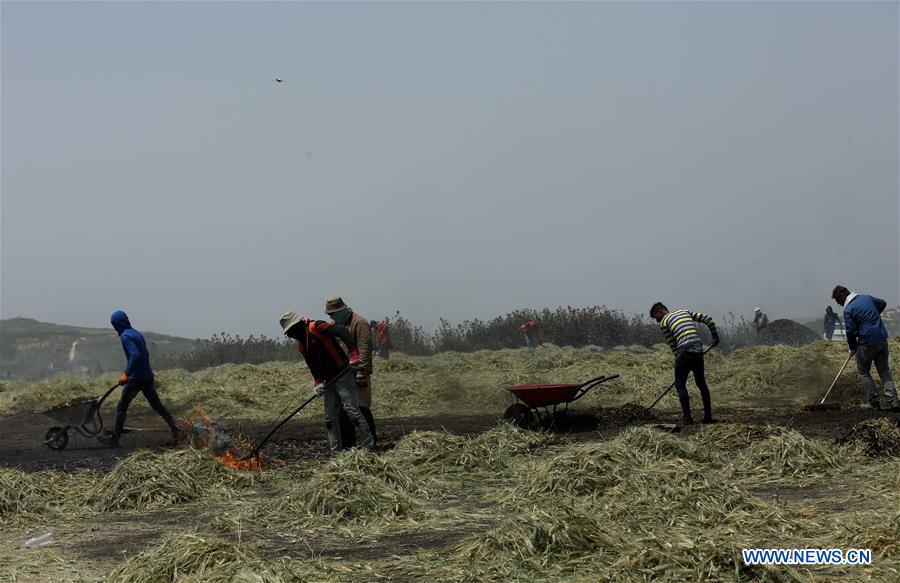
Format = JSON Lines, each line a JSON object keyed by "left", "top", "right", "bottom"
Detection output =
{"left": 837, "top": 417, "right": 900, "bottom": 457}
{"left": 757, "top": 319, "right": 820, "bottom": 346}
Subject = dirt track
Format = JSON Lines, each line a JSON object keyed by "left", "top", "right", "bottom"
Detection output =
{"left": 2, "top": 405, "right": 896, "bottom": 473}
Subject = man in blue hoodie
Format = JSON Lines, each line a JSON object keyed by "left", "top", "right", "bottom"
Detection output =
{"left": 98, "top": 311, "right": 182, "bottom": 447}
{"left": 832, "top": 286, "right": 898, "bottom": 411}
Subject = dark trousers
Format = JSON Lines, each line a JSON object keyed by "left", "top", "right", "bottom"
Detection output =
{"left": 674, "top": 351, "right": 712, "bottom": 421}
{"left": 113, "top": 379, "right": 179, "bottom": 437}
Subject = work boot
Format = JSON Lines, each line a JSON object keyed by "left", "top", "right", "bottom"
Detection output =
{"left": 167, "top": 427, "right": 187, "bottom": 446}
{"left": 680, "top": 416, "right": 694, "bottom": 426}
{"left": 701, "top": 417, "right": 717, "bottom": 424}
{"left": 97, "top": 433, "right": 120, "bottom": 448}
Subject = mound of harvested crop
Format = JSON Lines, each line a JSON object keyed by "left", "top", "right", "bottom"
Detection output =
{"left": 734, "top": 429, "right": 850, "bottom": 481}
{"left": 384, "top": 425, "right": 554, "bottom": 475}
{"left": 107, "top": 532, "right": 279, "bottom": 583}
{"left": 0, "top": 469, "right": 94, "bottom": 520}
{"left": 838, "top": 417, "right": 900, "bottom": 458}
{"left": 616, "top": 529, "right": 799, "bottom": 582}
{"left": 92, "top": 450, "right": 243, "bottom": 511}
{"left": 757, "top": 319, "right": 819, "bottom": 346}
{"left": 692, "top": 423, "right": 784, "bottom": 451}
{"left": 617, "top": 426, "right": 713, "bottom": 462}
{"left": 271, "top": 469, "right": 422, "bottom": 523}
{"left": 322, "top": 448, "right": 420, "bottom": 492}
{"left": 602, "top": 458, "right": 770, "bottom": 526}
{"left": 506, "top": 442, "right": 646, "bottom": 501}
{"left": 453, "top": 503, "right": 617, "bottom": 565}
{"left": 382, "top": 430, "right": 467, "bottom": 472}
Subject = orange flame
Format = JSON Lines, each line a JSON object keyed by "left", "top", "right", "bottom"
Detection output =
{"left": 213, "top": 450, "right": 262, "bottom": 471}
{"left": 194, "top": 406, "right": 212, "bottom": 424}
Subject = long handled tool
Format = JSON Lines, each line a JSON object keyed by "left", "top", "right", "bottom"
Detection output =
{"left": 238, "top": 367, "right": 350, "bottom": 461}
{"left": 803, "top": 354, "right": 852, "bottom": 412}
{"left": 647, "top": 346, "right": 713, "bottom": 411}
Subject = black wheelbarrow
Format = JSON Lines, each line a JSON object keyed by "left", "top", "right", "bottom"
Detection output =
{"left": 504, "top": 374, "right": 619, "bottom": 430}
{"left": 42, "top": 383, "right": 120, "bottom": 450}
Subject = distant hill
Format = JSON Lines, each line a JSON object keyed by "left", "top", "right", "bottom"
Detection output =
{"left": 0, "top": 318, "right": 199, "bottom": 380}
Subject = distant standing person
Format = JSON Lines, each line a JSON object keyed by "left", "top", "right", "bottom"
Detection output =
{"left": 325, "top": 297, "right": 377, "bottom": 445}
{"left": 650, "top": 302, "right": 719, "bottom": 425}
{"left": 752, "top": 307, "right": 768, "bottom": 333}
{"left": 98, "top": 311, "right": 182, "bottom": 448}
{"left": 823, "top": 306, "right": 842, "bottom": 341}
{"left": 520, "top": 319, "right": 542, "bottom": 350}
{"left": 832, "top": 286, "right": 898, "bottom": 411}
{"left": 280, "top": 310, "right": 374, "bottom": 453}
{"left": 376, "top": 319, "right": 392, "bottom": 360}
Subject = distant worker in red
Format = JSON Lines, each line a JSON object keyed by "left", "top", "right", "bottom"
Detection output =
{"left": 375, "top": 319, "right": 392, "bottom": 360}
{"left": 520, "top": 319, "right": 542, "bottom": 351}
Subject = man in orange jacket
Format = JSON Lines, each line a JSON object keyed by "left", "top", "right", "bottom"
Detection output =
{"left": 280, "top": 310, "right": 374, "bottom": 453}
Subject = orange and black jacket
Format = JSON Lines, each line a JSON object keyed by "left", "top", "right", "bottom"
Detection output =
{"left": 296, "top": 320, "right": 357, "bottom": 383}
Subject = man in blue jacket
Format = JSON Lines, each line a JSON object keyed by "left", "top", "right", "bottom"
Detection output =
{"left": 832, "top": 286, "right": 898, "bottom": 411}
{"left": 98, "top": 311, "right": 182, "bottom": 447}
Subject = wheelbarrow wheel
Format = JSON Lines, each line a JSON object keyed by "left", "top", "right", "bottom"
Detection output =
{"left": 504, "top": 403, "right": 535, "bottom": 429}
{"left": 44, "top": 427, "right": 69, "bottom": 450}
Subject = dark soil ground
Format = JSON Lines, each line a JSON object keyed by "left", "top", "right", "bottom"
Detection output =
{"left": 2, "top": 404, "right": 896, "bottom": 473}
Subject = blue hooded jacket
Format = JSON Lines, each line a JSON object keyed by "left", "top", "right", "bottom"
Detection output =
{"left": 842, "top": 294, "right": 888, "bottom": 350}
{"left": 111, "top": 310, "right": 154, "bottom": 380}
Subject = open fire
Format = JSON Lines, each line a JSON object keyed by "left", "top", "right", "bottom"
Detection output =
{"left": 187, "top": 407, "right": 262, "bottom": 471}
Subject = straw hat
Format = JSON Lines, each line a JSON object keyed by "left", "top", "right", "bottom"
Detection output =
{"left": 325, "top": 296, "right": 349, "bottom": 314}
{"left": 279, "top": 310, "right": 304, "bottom": 334}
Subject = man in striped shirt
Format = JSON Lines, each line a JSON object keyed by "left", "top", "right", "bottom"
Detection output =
{"left": 650, "top": 302, "right": 720, "bottom": 425}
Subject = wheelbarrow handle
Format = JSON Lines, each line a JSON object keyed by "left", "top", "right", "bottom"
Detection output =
{"left": 570, "top": 374, "right": 620, "bottom": 403}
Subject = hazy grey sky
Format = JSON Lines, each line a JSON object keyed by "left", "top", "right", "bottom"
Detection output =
{"left": 2, "top": 1, "right": 898, "bottom": 339}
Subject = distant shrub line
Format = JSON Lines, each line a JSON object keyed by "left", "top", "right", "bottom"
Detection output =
{"left": 157, "top": 307, "right": 758, "bottom": 371}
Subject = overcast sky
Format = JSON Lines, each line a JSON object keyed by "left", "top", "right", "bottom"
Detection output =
{"left": 2, "top": 1, "right": 898, "bottom": 339}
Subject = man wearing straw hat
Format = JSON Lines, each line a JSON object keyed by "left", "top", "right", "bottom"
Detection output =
{"left": 325, "top": 296, "right": 377, "bottom": 445}
{"left": 279, "top": 310, "right": 374, "bottom": 453}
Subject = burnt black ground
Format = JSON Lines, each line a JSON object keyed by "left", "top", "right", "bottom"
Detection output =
{"left": 2, "top": 404, "right": 896, "bottom": 473}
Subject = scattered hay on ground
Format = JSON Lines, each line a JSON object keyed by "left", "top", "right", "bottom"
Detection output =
{"left": 617, "top": 426, "right": 714, "bottom": 462}
{"left": 107, "top": 532, "right": 281, "bottom": 583}
{"left": 383, "top": 424, "right": 555, "bottom": 475}
{"left": 505, "top": 442, "right": 647, "bottom": 502}
{"left": 266, "top": 468, "right": 422, "bottom": 525}
{"left": 452, "top": 502, "right": 617, "bottom": 566}
{"left": 837, "top": 417, "right": 900, "bottom": 458}
{"left": 0, "top": 468, "right": 93, "bottom": 521}
{"left": 91, "top": 449, "right": 246, "bottom": 511}
{"left": 733, "top": 429, "right": 851, "bottom": 482}
{"left": 601, "top": 458, "right": 773, "bottom": 527}
{"left": 692, "top": 423, "right": 784, "bottom": 451}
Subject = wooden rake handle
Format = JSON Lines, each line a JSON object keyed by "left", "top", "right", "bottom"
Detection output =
{"left": 820, "top": 354, "right": 853, "bottom": 404}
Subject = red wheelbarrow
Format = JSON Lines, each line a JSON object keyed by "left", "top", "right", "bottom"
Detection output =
{"left": 504, "top": 374, "right": 619, "bottom": 430}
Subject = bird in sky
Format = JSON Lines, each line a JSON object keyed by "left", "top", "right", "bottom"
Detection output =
{"left": 274, "top": 78, "right": 284, "bottom": 83}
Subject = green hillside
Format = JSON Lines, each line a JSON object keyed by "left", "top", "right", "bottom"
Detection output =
{"left": 0, "top": 318, "right": 198, "bottom": 380}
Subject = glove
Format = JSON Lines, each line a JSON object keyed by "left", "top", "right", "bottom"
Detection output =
{"left": 313, "top": 382, "right": 326, "bottom": 397}
{"left": 119, "top": 374, "right": 129, "bottom": 385}
{"left": 710, "top": 334, "right": 720, "bottom": 348}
